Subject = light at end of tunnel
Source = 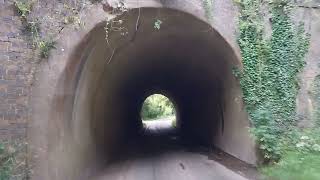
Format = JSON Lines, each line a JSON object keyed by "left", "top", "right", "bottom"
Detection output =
{"left": 140, "top": 94, "right": 177, "bottom": 129}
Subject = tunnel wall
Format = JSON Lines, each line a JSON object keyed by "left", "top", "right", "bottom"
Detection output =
{"left": 28, "top": 7, "right": 259, "bottom": 179}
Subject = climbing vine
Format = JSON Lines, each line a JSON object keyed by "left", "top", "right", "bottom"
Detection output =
{"left": 235, "top": 0, "right": 310, "bottom": 161}
{"left": 202, "top": 0, "right": 213, "bottom": 20}
{"left": 312, "top": 75, "right": 320, "bottom": 126}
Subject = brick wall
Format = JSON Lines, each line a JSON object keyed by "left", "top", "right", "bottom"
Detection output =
{"left": 0, "top": 1, "right": 34, "bottom": 139}
{"left": 0, "top": 0, "right": 101, "bottom": 140}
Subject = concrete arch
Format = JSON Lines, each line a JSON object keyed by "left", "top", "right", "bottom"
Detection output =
{"left": 29, "top": 7, "right": 258, "bottom": 180}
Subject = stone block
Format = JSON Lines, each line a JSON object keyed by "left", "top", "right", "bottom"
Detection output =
{"left": 296, "top": 0, "right": 320, "bottom": 7}
{"left": 0, "top": 54, "right": 9, "bottom": 61}
{"left": 0, "top": 130, "right": 9, "bottom": 139}
{"left": 7, "top": 98, "right": 17, "bottom": 104}
{"left": 16, "top": 103, "right": 27, "bottom": 110}
{"left": 4, "top": 109, "right": 16, "bottom": 121}
{"left": 6, "top": 32, "right": 19, "bottom": 38}
{"left": 0, "top": 104, "right": 9, "bottom": 112}
{"left": 7, "top": 51, "right": 22, "bottom": 61}
{"left": 0, "top": 66, "right": 4, "bottom": 78}
{"left": 0, "top": 5, "right": 14, "bottom": 17}
{"left": 4, "top": 73, "right": 17, "bottom": 81}
{"left": 0, "top": 36, "right": 9, "bottom": 42}
{"left": 0, "top": 119, "right": 9, "bottom": 126}
{"left": 1, "top": 16, "right": 12, "bottom": 23}
{"left": 10, "top": 38, "right": 27, "bottom": 52}
{"left": 0, "top": 83, "right": 7, "bottom": 92}
{"left": 0, "top": 91, "right": 6, "bottom": 98}
{"left": 0, "top": 24, "right": 12, "bottom": 34}
{"left": 0, "top": 41, "right": 10, "bottom": 52}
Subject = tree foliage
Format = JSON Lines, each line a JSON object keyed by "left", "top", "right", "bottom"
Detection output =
{"left": 141, "top": 94, "right": 175, "bottom": 120}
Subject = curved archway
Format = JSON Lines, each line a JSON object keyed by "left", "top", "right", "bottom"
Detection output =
{"left": 30, "top": 7, "right": 258, "bottom": 179}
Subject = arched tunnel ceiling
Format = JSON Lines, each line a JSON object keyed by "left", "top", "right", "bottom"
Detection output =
{"left": 30, "top": 7, "right": 259, "bottom": 180}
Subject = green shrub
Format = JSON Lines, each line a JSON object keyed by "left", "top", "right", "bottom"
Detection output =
{"left": 262, "top": 128, "right": 320, "bottom": 180}
{"left": 251, "top": 108, "right": 282, "bottom": 161}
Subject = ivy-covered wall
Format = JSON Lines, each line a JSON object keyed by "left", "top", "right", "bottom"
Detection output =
{"left": 235, "top": 0, "right": 320, "bottom": 162}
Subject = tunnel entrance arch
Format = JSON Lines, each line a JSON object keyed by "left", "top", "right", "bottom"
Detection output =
{"left": 30, "top": 7, "right": 259, "bottom": 180}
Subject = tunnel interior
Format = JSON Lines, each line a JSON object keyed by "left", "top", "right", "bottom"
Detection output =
{"left": 49, "top": 8, "right": 257, "bottom": 179}
{"left": 89, "top": 14, "right": 230, "bottom": 153}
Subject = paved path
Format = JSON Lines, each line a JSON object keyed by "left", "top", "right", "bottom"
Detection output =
{"left": 93, "top": 118, "right": 249, "bottom": 180}
{"left": 95, "top": 151, "right": 248, "bottom": 180}
{"left": 143, "top": 117, "right": 175, "bottom": 133}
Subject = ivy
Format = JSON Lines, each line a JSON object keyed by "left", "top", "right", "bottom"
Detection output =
{"left": 236, "top": 0, "right": 310, "bottom": 161}
{"left": 202, "top": 0, "right": 213, "bottom": 20}
{"left": 312, "top": 75, "right": 320, "bottom": 126}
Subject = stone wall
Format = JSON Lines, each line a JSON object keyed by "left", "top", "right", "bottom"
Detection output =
{"left": 0, "top": 0, "right": 103, "bottom": 139}
{"left": 0, "top": 1, "right": 34, "bottom": 139}
{"left": 296, "top": 2, "right": 320, "bottom": 127}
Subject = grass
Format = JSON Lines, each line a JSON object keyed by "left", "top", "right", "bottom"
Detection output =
{"left": 0, "top": 140, "right": 28, "bottom": 180}
{"left": 38, "top": 40, "right": 56, "bottom": 58}
{"left": 0, "top": 142, "right": 16, "bottom": 180}
{"left": 262, "top": 151, "right": 320, "bottom": 180}
{"left": 262, "top": 128, "right": 320, "bottom": 180}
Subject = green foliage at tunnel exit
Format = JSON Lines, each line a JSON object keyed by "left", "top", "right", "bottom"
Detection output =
{"left": 141, "top": 94, "right": 175, "bottom": 120}
{"left": 235, "top": 0, "right": 310, "bottom": 162}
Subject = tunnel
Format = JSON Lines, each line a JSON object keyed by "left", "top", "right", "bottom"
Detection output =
{"left": 37, "top": 8, "right": 258, "bottom": 180}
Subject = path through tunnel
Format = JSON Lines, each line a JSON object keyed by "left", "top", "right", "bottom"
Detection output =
{"left": 46, "top": 7, "right": 258, "bottom": 180}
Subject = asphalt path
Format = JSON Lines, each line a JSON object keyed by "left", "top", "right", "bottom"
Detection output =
{"left": 94, "top": 118, "right": 249, "bottom": 180}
